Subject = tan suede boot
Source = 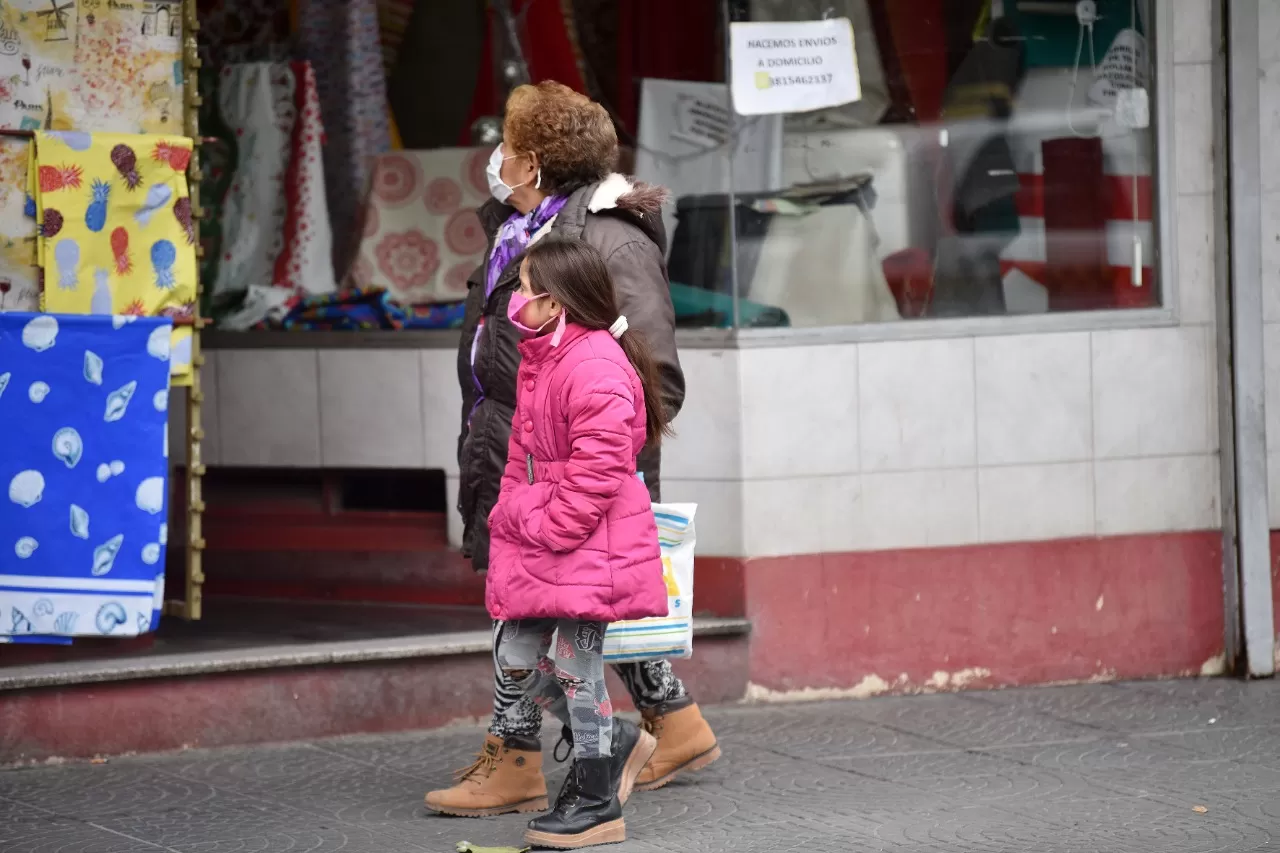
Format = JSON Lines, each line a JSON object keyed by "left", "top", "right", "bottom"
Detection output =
{"left": 634, "top": 699, "right": 721, "bottom": 792}
{"left": 424, "top": 734, "right": 548, "bottom": 817}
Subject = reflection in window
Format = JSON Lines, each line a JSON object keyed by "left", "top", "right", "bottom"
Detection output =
{"left": 196, "top": 0, "right": 1158, "bottom": 334}
{"left": 636, "top": 0, "right": 1156, "bottom": 328}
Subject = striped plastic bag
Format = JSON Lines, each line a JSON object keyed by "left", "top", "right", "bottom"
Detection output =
{"left": 603, "top": 503, "right": 697, "bottom": 663}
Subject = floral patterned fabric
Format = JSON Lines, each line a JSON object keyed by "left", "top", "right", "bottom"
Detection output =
{"left": 273, "top": 61, "right": 335, "bottom": 294}
{"left": 351, "top": 148, "right": 489, "bottom": 305}
{"left": 210, "top": 62, "right": 296, "bottom": 301}
{"left": 296, "top": 0, "right": 392, "bottom": 280}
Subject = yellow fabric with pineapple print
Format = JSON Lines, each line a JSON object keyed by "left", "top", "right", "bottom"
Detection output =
{"left": 29, "top": 131, "right": 196, "bottom": 383}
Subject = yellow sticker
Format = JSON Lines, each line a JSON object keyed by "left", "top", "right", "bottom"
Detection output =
{"left": 661, "top": 556, "right": 680, "bottom": 597}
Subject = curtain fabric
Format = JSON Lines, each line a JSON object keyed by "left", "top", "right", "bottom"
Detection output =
{"left": 296, "top": 0, "right": 392, "bottom": 279}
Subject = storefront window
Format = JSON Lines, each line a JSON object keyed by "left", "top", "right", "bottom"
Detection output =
{"left": 188, "top": 0, "right": 1160, "bottom": 335}
{"left": 637, "top": 0, "right": 1159, "bottom": 330}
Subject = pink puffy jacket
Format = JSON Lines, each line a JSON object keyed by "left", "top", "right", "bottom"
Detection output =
{"left": 486, "top": 323, "right": 668, "bottom": 623}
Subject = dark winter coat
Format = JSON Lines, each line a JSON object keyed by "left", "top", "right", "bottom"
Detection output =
{"left": 456, "top": 173, "right": 685, "bottom": 573}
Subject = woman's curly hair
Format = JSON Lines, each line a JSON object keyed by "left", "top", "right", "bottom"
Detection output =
{"left": 504, "top": 81, "right": 617, "bottom": 195}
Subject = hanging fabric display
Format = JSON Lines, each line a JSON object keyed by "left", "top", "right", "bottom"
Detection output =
{"left": 273, "top": 61, "right": 336, "bottom": 294}
{"left": 296, "top": 0, "right": 392, "bottom": 278}
{"left": 0, "top": 313, "right": 171, "bottom": 642}
{"left": 212, "top": 62, "right": 296, "bottom": 298}
{"left": 28, "top": 131, "right": 197, "bottom": 382}
{"left": 50, "top": 0, "right": 183, "bottom": 134}
{"left": 350, "top": 148, "right": 487, "bottom": 305}
{"left": 0, "top": 0, "right": 77, "bottom": 132}
{"left": 210, "top": 62, "right": 296, "bottom": 304}
{"left": 0, "top": 0, "right": 81, "bottom": 314}
{"left": 375, "top": 0, "right": 416, "bottom": 77}
{"left": 0, "top": 138, "right": 39, "bottom": 313}
{"left": 197, "top": 0, "right": 292, "bottom": 68}
{"left": 195, "top": 67, "right": 238, "bottom": 304}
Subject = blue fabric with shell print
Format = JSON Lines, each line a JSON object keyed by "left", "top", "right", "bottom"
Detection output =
{"left": 0, "top": 313, "right": 171, "bottom": 643}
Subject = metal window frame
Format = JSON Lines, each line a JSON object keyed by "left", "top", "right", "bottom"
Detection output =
{"left": 1221, "top": 0, "right": 1275, "bottom": 677}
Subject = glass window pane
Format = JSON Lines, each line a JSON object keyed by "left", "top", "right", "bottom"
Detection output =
{"left": 638, "top": 0, "right": 1160, "bottom": 329}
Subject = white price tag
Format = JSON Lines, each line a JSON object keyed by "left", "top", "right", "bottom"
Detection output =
{"left": 1114, "top": 87, "right": 1150, "bottom": 130}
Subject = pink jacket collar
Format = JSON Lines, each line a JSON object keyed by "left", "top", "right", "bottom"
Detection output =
{"left": 517, "top": 322, "right": 592, "bottom": 365}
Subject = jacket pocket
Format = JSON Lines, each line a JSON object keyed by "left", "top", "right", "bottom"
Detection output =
{"left": 487, "top": 499, "right": 507, "bottom": 532}
{"left": 506, "top": 482, "right": 554, "bottom": 546}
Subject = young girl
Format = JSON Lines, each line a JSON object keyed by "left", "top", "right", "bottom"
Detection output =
{"left": 487, "top": 237, "right": 672, "bottom": 849}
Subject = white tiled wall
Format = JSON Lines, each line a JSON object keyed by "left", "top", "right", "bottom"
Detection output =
{"left": 1092, "top": 326, "right": 1214, "bottom": 459}
{"left": 665, "top": 350, "right": 744, "bottom": 481}
{"left": 734, "top": 329, "right": 1220, "bottom": 557}
{"left": 216, "top": 350, "right": 321, "bottom": 467}
{"left": 740, "top": 345, "right": 857, "bottom": 479}
{"left": 318, "top": 351, "right": 426, "bottom": 468}
{"left": 208, "top": 2, "right": 1224, "bottom": 558}
{"left": 209, "top": 326, "right": 1220, "bottom": 556}
{"left": 858, "top": 339, "right": 975, "bottom": 472}
{"left": 975, "top": 333, "right": 1092, "bottom": 466}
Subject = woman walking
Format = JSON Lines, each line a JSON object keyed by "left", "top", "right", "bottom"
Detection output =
{"left": 427, "top": 81, "right": 718, "bottom": 819}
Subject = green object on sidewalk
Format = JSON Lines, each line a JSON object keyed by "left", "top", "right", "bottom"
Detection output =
{"left": 456, "top": 843, "right": 529, "bottom": 853}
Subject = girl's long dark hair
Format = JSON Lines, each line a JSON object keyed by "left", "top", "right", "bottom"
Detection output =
{"left": 523, "top": 237, "right": 673, "bottom": 446}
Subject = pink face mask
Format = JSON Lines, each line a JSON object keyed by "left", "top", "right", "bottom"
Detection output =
{"left": 507, "top": 291, "right": 567, "bottom": 344}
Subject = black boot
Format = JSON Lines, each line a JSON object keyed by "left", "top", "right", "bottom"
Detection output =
{"left": 525, "top": 758, "right": 624, "bottom": 849}
{"left": 557, "top": 719, "right": 657, "bottom": 806}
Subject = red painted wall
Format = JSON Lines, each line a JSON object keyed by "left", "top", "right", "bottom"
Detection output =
{"left": 740, "top": 532, "right": 1225, "bottom": 694}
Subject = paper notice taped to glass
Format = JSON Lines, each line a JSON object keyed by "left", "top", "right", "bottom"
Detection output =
{"left": 730, "top": 18, "right": 861, "bottom": 117}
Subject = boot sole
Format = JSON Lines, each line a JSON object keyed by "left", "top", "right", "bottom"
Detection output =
{"left": 525, "top": 817, "right": 626, "bottom": 849}
{"left": 634, "top": 743, "right": 722, "bottom": 793}
{"left": 618, "top": 730, "right": 658, "bottom": 805}
{"left": 424, "top": 795, "right": 548, "bottom": 818}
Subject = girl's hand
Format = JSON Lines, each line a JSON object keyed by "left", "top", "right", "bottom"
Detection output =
{"left": 487, "top": 500, "right": 507, "bottom": 532}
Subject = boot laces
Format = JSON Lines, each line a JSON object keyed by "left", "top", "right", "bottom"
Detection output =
{"left": 452, "top": 747, "right": 498, "bottom": 783}
{"left": 642, "top": 716, "right": 664, "bottom": 738}
{"left": 551, "top": 761, "right": 583, "bottom": 813}
{"left": 553, "top": 727, "right": 573, "bottom": 764}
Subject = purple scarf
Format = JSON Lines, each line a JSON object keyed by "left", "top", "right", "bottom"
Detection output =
{"left": 469, "top": 194, "right": 569, "bottom": 424}
{"left": 485, "top": 195, "right": 569, "bottom": 296}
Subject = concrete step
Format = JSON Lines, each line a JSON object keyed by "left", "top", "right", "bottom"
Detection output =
{"left": 0, "top": 616, "right": 750, "bottom": 763}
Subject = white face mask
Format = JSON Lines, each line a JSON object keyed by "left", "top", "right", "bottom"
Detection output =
{"left": 486, "top": 144, "right": 540, "bottom": 204}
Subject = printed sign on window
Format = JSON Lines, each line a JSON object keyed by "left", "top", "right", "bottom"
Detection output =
{"left": 729, "top": 18, "right": 861, "bottom": 117}
{"left": 1088, "top": 28, "right": 1149, "bottom": 107}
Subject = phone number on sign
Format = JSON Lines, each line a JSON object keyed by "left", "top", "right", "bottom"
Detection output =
{"left": 768, "top": 73, "right": 834, "bottom": 86}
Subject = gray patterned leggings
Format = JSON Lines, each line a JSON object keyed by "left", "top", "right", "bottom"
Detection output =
{"left": 488, "top": 620, "right": 687, "bottom": 748}
{"left": 494, "top": 619, "right": 614, "bottom": 759}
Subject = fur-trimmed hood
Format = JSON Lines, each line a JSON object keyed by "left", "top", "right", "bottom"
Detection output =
{"left": 478, "top": 173, "right": 670, "bottom": 254}
{"left": 555, "top": 172, "right": 669, "bottom": 255}
{"left": 586, "top": 173, "right": 668, "bottom": 218}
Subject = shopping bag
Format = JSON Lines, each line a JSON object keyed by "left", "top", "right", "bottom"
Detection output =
{"left": 603, "top": 503, "right": 696, "bottom": 663}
